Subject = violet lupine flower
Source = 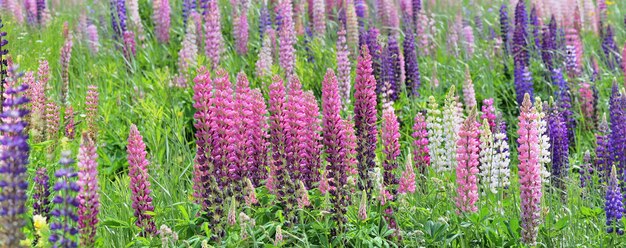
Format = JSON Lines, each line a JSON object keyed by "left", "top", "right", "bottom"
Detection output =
{"left": 64, "top": 105, "right": 75, "bottom": 139}
{"left": 365, "top": 28, "right": 382, "bottom": 92}
{"left": 354, "top": 46, "right": 378, "bottom": 195}
{"left": 514, "top": 65, "right": 534, "bottom": 106}
{"left": 404, "top": 31, "right": 420, "bottom": 97}
{"left": 462, "top": 67, "right": 476, "bottom": 109}
{"left": 602, "top": 26, "right": 620, "bottom": 70}
{"left": 412, "top": 0, "right": 421, "bottom": 26}
{"left": 547, "top": 107, "right": 569, "bottom": 196}
{"left": 456, "top": 110, "right": 479, "bottom": 213}
{"left": 77, "top": 135, "right": 99, "bottom": 247}
{"left": 0, "top": 81, "right": 29, "bottom": 247}
{"left": 551, "top": 69, "right": 574, "bottom": 143}
{"left": 36, "top": 0, "right": 47, "bottom": 25}
{"left": 204, "top": 0, "right": 222, "bottom": 70}
{"left": 153, "top": 0, "right": 171, "bottom": 43}
{"left": 182, "top": 0, "right": 196, "bottom": 27}
{"left": 49, "top": 153, "right": 80, "bottom": 248}
{"left": 512, "top": 0, "right": 528, "bottom": 67}
{"left": 481, "top": 98, "right": 497, "bottom": 132}
{"left": 499, "top": 4, "right": 510, "bottom": 55}
{"left": 541, "top": 16, "right": 557, "bottom": 71}
{"left": 312, "top": 0, "right": 326, "bottom": 37}
{"left": 606, "top": 165, "right": 624, "bottom": 235}
{"left": 0, "top": 18, "right": 8, "bottom": 98}
{"left": 278, "top": 0, "right": 296, "bottom": 75}
{"left": 33, "top": 168, "right": 51, "bottom": 217}
{"left": 259, "top": 2, "right": 271, "bottom": 40}
{"left": 579, "top": 151, "right": 592, "bottom": 189}
{"left": 382, "top": 36, "right": 401, "bottom": 101}
{"left": 381, "top": 108, "right": 400, "bottom": 231}
{"left": 596, "top": 115, "right": 611, "bottom": 183}
{"left": 110, "top": 0, "right": 125, "bottom": 39}
{"left": 60, "top": 34, "right": 73, "bottom": 103}
{"left": 127, "top": 124, "right": 157, "bottom": 235}
{"left": 529, "top": 5, "right": 540, "bottom": 48}
{"left": 517, "top": 94, "right": 542, "bottom": 245}
{"left": 412, "top": 112, "right": 430, "bottom": 175}
{"left": 322, "top": 69, "right": 350, "bottom": 234}
{"left": 235, "top": 10, "right": 249, "bottom": 55}
{"left": 123, "top": 30, "right": 137, "bottom": 60}
{"left": 609, "top": 83, "right": 626, "bottom": 177}
{"left": 336, "top": 28, "right": 351, "bottom": 108}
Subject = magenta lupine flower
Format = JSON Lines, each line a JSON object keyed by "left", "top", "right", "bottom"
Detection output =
{"left": 412, "top": 112, "right": 430, "bottom": 174}
{"left": 336, "top": 28, "right": 351, "bottom": 108}
{"left": 322, "top": 69, "right": 349, "bottom": 234}
{"left": 481, "top": 98, "right": 497, "bottom": 132}
{"left": 60, "top": 33, "right": 73, "bottom": 103}
{"left": 354, "top": 45, "right": 378, "bottom": 194}
{"left": 64, "top": 105, "right": 75, "bottom": 139}
{"left": 455, "top": 110, "right": 479, "bottom": 213}
{"left": 234, "top": 73, "right": 269, "bottom": 187}
{"left": 77, "top": 134, "right": 99, "bottom": 246}
{"left": 312, "top": 0, "right": 326, "bottom": 37}
{"left": 127, "top": 124, "right": 157, "bottom": 235}
{"left": 123, "top": 30, "right": 137, "bottom": 60}
{"left": 381, "top": 108, "right": 400, "bottom": 230}
{"left": 45, "top": 100, "right": 60, "bottom": 141}
{"left": 204, "top": 0, "right": 222, "bottom": 70}
{"left": 86, "top": 24, "right": 99, "bottom": 54}
{"left": 235, "top": 10, "right": 249, "bottom": 55}
{"left": 517, "top": 94, "right": 542, "bottom": 245}
{"left": 278, "top": 0, "right": 296, "bottom": 75}
{"left": 398, "top": 158, "right": 416, "bottom": 194}
{"left": 153, "top": 0, "right": 171, "bottom": 43}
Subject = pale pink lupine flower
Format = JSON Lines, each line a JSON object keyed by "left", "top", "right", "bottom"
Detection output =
{"left": 7, "top": 0, "right": 24, "bottom": 23}
{"left": 463, "top": 25, "right": 475, "bottom": 57}
{"left": 256, "top": 34, "right": 273, "bottom": 77}
{"left": 177, "top": 21, "right": 198, "bottom": 87}
{"left": 398, "top": 157, "right": 416, "bottom": 194}
{"left": 455, "top": 110, "right": 480, "bottom": 213}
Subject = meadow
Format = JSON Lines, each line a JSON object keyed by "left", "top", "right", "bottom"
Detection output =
{"left": 1, "top": 0, "right": 626, "bottom": 247}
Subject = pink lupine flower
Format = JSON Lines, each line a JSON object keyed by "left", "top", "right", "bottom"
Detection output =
{"left": 86, "top": 24, "right": 99, "bottom": 54}
{"left": 191, "top": 67, "right": 214, "bottom": 206}
{"left": 463, "top": 25, "right": 475, "bottom": 57}
{"left": 398, "top": 158, "right": 416, "bottom": 194}
{"left": 455, "top": 110, "right": 480, "bottom": 213}
{"left": 462, "top": 67, "right": 476, "bottom": 109}
{"left": 517, "top": 94, "right": 542, "bottom": 245}
{"left": 412, "top": 112, "right": 430, "bottom": 174}
{"left": 312, "top": 0, "right": 326, "bottom": 37}
{"left": 481, "top": 98, "right": 497, "bottom": 131}
{"left": 123, "top": 30, "right": 136, "bottom": 60}
{"left": 24, "top": 0, "right": 37, "bottom": 25}
{"left": 29, "top": 67, "right": 46, "bottom": 142}
{"left": 60, "top": 33, "right": 73, "bottom": 103}
{"left": 343, "top": 119, "right": 358, "bottom": 176}
{"left": 7, "top": 0, "right": 24, "bottom": 24}
{"left": 127, "top": 0, "right": 145, "bottom": 44}
{"left": 243, "top": 178, "right": 258, "bottom": 207}
{"left": 85, "top": 85, "right": 99, "bottom": 139}
{"left": 127, "top": 124, "right": 157, "bottom": 235}
{"left": 565, "top": 26, "right": 583, "bottom": 78}
{"left": 204, "top": 0, "right": 223, "bottom": 70}
{"left": 191, "top": 11, "right": 203, "bottom": 52}
{"left": 278, "top": 0, "right": 296, "bottom": 75}
{"left": 77, "top": 134, "right": 99, "bottom": 246}
{"left": 381, "top": 108, "right": 400, "bottom": 230}
{"left": 579, "top": 83, "right": 595, "bottom": 123}
{"left": 336, "top": 28, "right": 351, "bottom": 108}
{"left": 153, "top": 0, "right": 171, "bottom": 43}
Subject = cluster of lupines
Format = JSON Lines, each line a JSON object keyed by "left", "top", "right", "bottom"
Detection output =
{"left": 77, "top": 134, "right": 99, "bottom": 246}
{"left": 49, "top": 152, "right": 80, "bottom": 247}
{"left": 456, "top": 110, "right": 479, "bottom": 213}
{"left": 127, "top": 124, "right": 157, "bottom": 235}
{"left": 354, "top": 46, "right": 378, "bottom": 195}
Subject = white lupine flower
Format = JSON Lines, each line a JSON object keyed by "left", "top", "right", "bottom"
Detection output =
{"left": 427, "top": 96, "right": 446, "bottom": 172}
{"left": 442, "top": 86, "right": 461, "bottom": 171}
{"left": 534, "top": 97, "right": 551, "bottom": 184}
{"left": 493, "top": 128, "right": 510, "bottom": 190}
{"left": 479, "top": 119, "right": 497, "bottom": 194}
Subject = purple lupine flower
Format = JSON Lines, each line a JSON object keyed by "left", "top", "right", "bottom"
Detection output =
{"left": 529, "top": 5, "right": 540, "bottom": 48}
{"left": 381, "top": 108, "right": 400, "bottom": 229}
{"left": 86, "top": 24, "right": 99, "bottom": 54}
{"left": 547, "top": 107, "right": 569, "bottom": 196}
{"left": 404, "top": 30, "right": 420, "bottom": 97}
{"left": 382, "top": 36, "right": 401, "bottom": 101}
{"left": 33, "top": 168, "right": 51, "bottom": 217}
{"left": 204, "top": 0, "right": 222, "bottom": 70}
{"left": 45, "top": 100, "right": 60, "bottom": 141}
{"left": 513, "top": 0, "right": 528, "bottom": 67}
{"left": 153, "top": 0, "right": 171, "bottom": 43}
{"left": 182, "top": 0, "right": 196, "bottom": 27}
{"left": 606, "top": 165, "right": 624, "bottom": 235}
{"left": 580, "top": 151, "right": 592, "bottom": 189}
{"left": 322, "top": 69, "right": 350, "bottom": 235}
{"left": 0, "top": 78, "right": 29, "bottom": 247}
{"left": 117, "top": 0, "right": 127, "bottom": 32}
{"left": 36, "top": 0, "right": 47, "bottom": 25}
{"left": 85, "top": 85, "right": 99, "bottom": 139}
{"left": 24, "top": 0, "right": 37, "bottom": 25}
{"left": 602, "top": 25, "right": 621, "bottom": 70}
{"left": 259, "top": 2, "right": 271, "bottom": 40}
{"left": 0, "top": 17, "right": 8, "bottom": 101}
{"left": 336, "top": 28, "right": 351, "bottom": 108}
{"left": 609, "top": 83, "right": 626, "bottom": 179}
{"left": 278, "top": 0, "right": 296, "bottom": 75}
{"left": 541, "top": 16, "right": 557, "bottom": 71}
{"left": 551, "top": 70, "right": 574, "bottom": 143}
{"left": 354, "top": 45, "right": 378, "bottom": 195}
{"left": 127, "top": 124, "right": 157, "bottom": 235}
{"left": 596, "top": 115, "right": 611, "bottom": 183}
{"left": 77, "top": 134, "right": 99, "bottom": 246}
{"left": 110, "top": 0, "right": 121, "bottom": 39}
{"left": 499, "top": 4, "right": 510, "bottom": 55}
{"left": 463, "top": 24, "right": 475, "bottom": 57}
{"left": 49, "top": 152, "right": 79, "bottom": 248}
{"left": 514, "top": 65, "right": 534, "bottom": 106}
{"left": 235, "top": 9, "right": 249, "bottom": 55}
{"left": 365, "top": 28, "right": 382, "bottom": 92}
{"left": 412, "top": 0, "right": 421, "bottom": 27}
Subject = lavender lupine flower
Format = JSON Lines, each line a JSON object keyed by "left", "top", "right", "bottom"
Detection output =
{"left": 60, "top": 33, "right": 73, "bottom": 103}
{"left": 86, "top": 24, "right": 99, "bottom": 54}
{"left": 77, "top": 134, "right": 99, "bottom": 247}
{"left": 596, "top": 115, "right": 611, "bottom": 183}
{"left": 602, "top": 26, "right": 620, "bottom": 70}
{"left": 127, "top": 124, "right": 157, "bottom": 235}
{"left": 49, "top": 153, "right": 79, "bottom": 248}
{"left": 579, "top": 151, "right": 592, "bottom": 189}
{"left": 551, "top": 69, "right": 574, "bottom": 143}
{"left": 255, "top": 34, "right": 273, "bottom": 77}
{"left": 514, "top": 65, "right": 534, "bottom": 106}
{"left": 541, "top": 16, "right": 557, "bottom": 71}
{"left": 322, "top": 69, "right": 350, "bottom": 234}
{"left": 110, "top": 0, "right": 127, "bottom": 39}
{"left": 312, "top": 0, "right": 326, "bottom": 37}
{"left": 33, "top": 168, "right": 51, "bottom": 217}
{"left": 36, "top": 0, "right": 48, "bottom": 25}
{"left": 204, "top": 0, "right": 222, "bottom": 70}
{"left": 463, "top": 25, "right": 475, "bottom": 57}
{"left": 382, "top": 36, "right": 401, "bottom": 101}
{"left": 336, "top": 28, "right": 351, "bottom": 108}
{"left": 64, "top": 105, "right": 75, "bottom": 139}
{"left": 278, "top": 0, "right": 296, "bottom": 75}
{"left": 499, "top": 4, "right": 510, "bottom": 55}
{"left": 609, "top": 83, "right": 626, "bottom": 177}
{"left": 606, "top": 165, "right": 624, "bottom": 235}
{"left": 127, "top": 0, "right": 145, "bottom": 44}
{"left": 513, "top": 0, "right": 528, "bottom": 67}
{"left": 404, "top": 31, "right": 420, "bottom": 97}
{"left": 177, "top": 21, "right": 198, "bottom": 87}
{"left": 354, "top": 46, "right": 378, "bottom": 195}
{"left": 153, "top": 0, "right": 171, "bottom": 43}
{"left": 24, "top": 0, "right": 37, "bottom": 25}
{"left": 381, "top": 108, "right": 400, "bottom": 230}
{"left": 365, "top": 28, "right": 382, "bottom": 91}
{"left": 547, "top": 107, "right": 569, "bottom": 197}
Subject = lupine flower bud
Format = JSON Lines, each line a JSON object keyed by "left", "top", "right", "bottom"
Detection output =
{"left": 535, "top": 98, "right": 552, "bottom": 184}
{"left": 127, "top": 124, "right": 157, "bottom": 235}
{"left": 605, "top": 165, "right": 624, "bottom": 235}
{"left": 412, "top": 112, "right": 430, "bottom": 174}
{"left": 49, "top": 152, "right": 79, "bottom": 248}
{"left": 336, "top": 28, "right": 351, "bottom": 108}
{"left": 345, "top": 0, "right": 358, "bottom": 51}
{"left": 596, "top": 115, "right": 611, "bottom": 183}
{"left": 404, "top": 31, "right": 420, "bottom": 97}
{"left": 60, "top": 33, "right": 73, "bottom": 103}
{"left": 33, "top": 168, "right": 51, "bottom": 217}
{"left": 227, "top": 198, "right": 236, "bottom": 226}
{"left": 204, "top": 0, "right": 222, "bottom": 70}
{"left": 77, "top": 134, "right": 99, "bottom": 246}
{"left": 354, "top": 46, "right": 378, "bottom": 194}
{"left": 517, "top": 94, "right": 542, "bottom": 245}
{"left": 243, "top": 178, "right": 257, "bottom": 207}
{"left": 398, "top": 155, "right": 416, "bottom": 194}
{"left": 45, "top": 100, "right": 60, "bottom": 141}
{"left": 296, "top": 181, "right": 310, "bottom": 209}
{"left": 274, "top": 226, "right": 283, "bottom": 246}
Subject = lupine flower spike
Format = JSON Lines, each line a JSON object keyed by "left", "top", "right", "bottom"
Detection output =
{"left": 33, "top": 168, "right": 51, "bottom": 217}
{"left": 49, "top": 151, "right": 80, "bottom": 248}
{"left": 456, "top": 109, "right": 479, "bottom": 213}
{"left": 77, "top": 134, "right": 100, "bottom": 246}
{"left": 127, "top": 124, "right": 157, "bottom": 235}
{"left": 412, "top": 112, "right": 430, "bottom": 175}
{"left": 354, "top": 45, "right": 378, "bottom": 195}
{"left": 605, "top": 165, "right": 624, "bottom": 235}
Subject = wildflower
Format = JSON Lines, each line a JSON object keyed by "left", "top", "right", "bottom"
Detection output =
{"left": 427, "top": 96, "right": 445, "bottom": 172}
{"left": 177, "top": 20, "right": 198, "bottom": 87}
{"left": 481, "top": 98, "right": 497, "bottom": 131}
{"left": 609, "top": 83, "right": 626, "bottom": 176}
{"left": 336, "top": 28, "right": 351, "bottom": 108}
{"left": 442, "top": 86, "right": 461, "bottom": 171}
{"left": 514, "top": 65, "right": 534, "bottom": 106}
{"left": 580, "top": 151, "right": 593, "bottom": 188}
{"left": 255, "top": 34, "right": 273, "bottom": 77}
{"left": 493, "top": 121, "right": 511, "bottom": 190}
{"left": 500, "top": 4, "right": 510, "bottom": 54}
{"left": 60, "top": 33, "right": 73, "bottom": 103}
{"left": 77, "top": 134, "right": 99, "bottom": 246}
{"left": 123, "top": 30, "right": 137, "bottom": 60}
{"left": 127, "top": 124, "right": 157, "bottom": 235}
{"left": 345, "top": 0, "right": 358, "bottom": 50}
{"left": 605, "top": 165, "right": 624, "bottom": 235}
{"left": 412, "top": 112, "right": 430, "bottom": 174}
{"left": 274, "top": 226, "right": 283, "bottom": 246}
{"left": 227, "top": 198, "right": 237, "bottom": 226}
{"left": 153, "top": 0, "right": 170, "bottom": 43}
{"left": 535, "top": 98, "right": 551, "bottom": 184}
{"left": 33, "top": 168, "right": 51, "bottom": 217}
{"left": 365, "top": 28, "right": 382, "bottom": 88}
{"left": 462, "top": 67, "right": 476, "bottom": 109}
{"left": 463, "top": 25, "right": 475, "bottom": 57}
{"left": 513, "top": 0, "right": 528, "bottom": 67}
{"left": 127, "top": 0, "right": 145, "bottom": 44}
{"left": 277, "top": 0, "right": 296, "bottom": 75}
{"left": 398, "top": 155, "right": 416, "bottom": 194}
{"left": 547, "top": 107, "right": 569, "bottom": 196}
{"left": 404, "top": 31, "right": 421, "bottom": 97}
{"left": 49, "top": 152, "right": 79, "bottom": 248}
{"left": 312, "top": 0, "right": 325, "bottom": 37}
{"left": 296, "top": 181, "right": 310, "bottom": 209}
{"left": 596, "top": 114, "right": 611, "bottom": 182}
{"left": 64, "top": 106, "right": 75, "bottom": 139}
{"left": 456, "top": 110, "right": 480, "bottom": 213}
{"left": 579, "top": 83, "right": 596, "bottom": 123}
{"left": 86, "top": 24, "right": 99, "bottom": 54}
{"left": 204, "top": 0, "right": 222, "bottom": 69}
